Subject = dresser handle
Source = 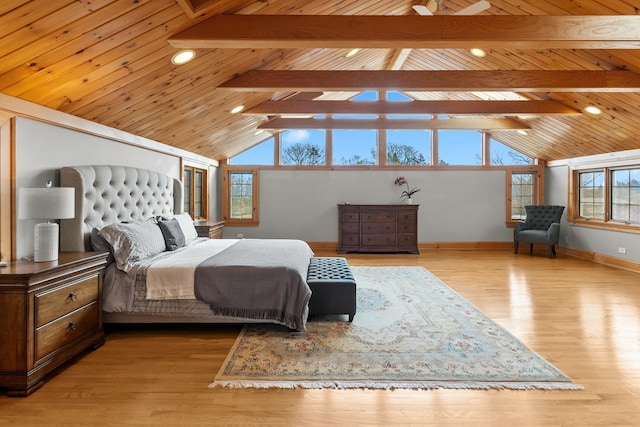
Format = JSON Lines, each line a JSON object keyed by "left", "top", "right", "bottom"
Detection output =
{"left": 68, "top": 321, "right": 77, "bottom": 331}
{"left": 68, "top": 292, "right": 77, "bottom": 302}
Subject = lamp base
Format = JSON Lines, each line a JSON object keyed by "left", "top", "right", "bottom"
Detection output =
{"left": 34, "top": 222, "right": 59, "bottom": 262}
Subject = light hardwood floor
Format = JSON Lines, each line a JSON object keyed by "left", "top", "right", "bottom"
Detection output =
{"left": 1, "top": 249, "right": 639, "bottom": 426}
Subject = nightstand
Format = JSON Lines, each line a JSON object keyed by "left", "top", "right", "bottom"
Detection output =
{"left": 0, "top": 252, "right": 108, "bottom": 396}
{"left": 194, "top": 219, "right": 225, "bottom": 239}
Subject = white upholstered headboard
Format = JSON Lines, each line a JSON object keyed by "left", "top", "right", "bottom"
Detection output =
{"left": 60, "top": 165, "right": 183, "bottom": 252}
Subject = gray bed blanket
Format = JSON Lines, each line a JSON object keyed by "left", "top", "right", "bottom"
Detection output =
{"left": 194, "top": 239, "right": 313, "bottom": 330}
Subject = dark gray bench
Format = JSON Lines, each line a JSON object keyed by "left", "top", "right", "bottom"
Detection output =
{"left": 306, "top": 257, "right": 357, "bottom": 322}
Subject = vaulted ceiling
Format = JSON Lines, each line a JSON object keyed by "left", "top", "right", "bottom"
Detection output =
{"left": 1, "top": 0, "right": 640, "bottom": 163}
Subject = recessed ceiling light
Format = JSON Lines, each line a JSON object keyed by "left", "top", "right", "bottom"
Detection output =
{"left": 171, "top": 49, "right": 196, "bottom": 65}
{"left": 470, "top": 48, "right": 486, "bottom": 58}
{"left": 230, "top": 105, "right": 244, "bottom": 114}
{"left": 517, "top": 130, "right": 528, "bottom": 135}
{"left": 585, "top": 105, "right": 602, "bottom": 115}
{"left": 345, "top": 48, "right": 360, "bottom": 58}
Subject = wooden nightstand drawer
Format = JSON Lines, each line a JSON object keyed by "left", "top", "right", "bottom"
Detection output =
{"left": 35, "top": 277, "right": 99, "bottom": 328}
{"left": 35, "top": 302, "right": 99, "bottom": 361}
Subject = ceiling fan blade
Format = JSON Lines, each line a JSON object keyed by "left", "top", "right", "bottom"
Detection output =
{"left": 412, "top": 5, "right": 433, "bottom": 16}
{"left": 454, "top": 0, "right": 490, "bottom": 15}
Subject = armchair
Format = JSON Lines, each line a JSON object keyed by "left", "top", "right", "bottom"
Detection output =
{"left": 514, "top": 205, "right": 565, "bottom": 258}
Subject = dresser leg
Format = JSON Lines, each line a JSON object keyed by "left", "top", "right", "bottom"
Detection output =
{"left": 6, "top": 380, "right": 44, "bottom": 397}
{"left": 91, "top": 336, "right": 105, "bottom": 350}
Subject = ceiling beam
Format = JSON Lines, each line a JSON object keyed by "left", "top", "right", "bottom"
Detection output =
{"left": 168, "top": 15, "right": 640, "bottom": 50}
{"left": 257, "top": 117, "right": 530, "bottom": 130}
{"left": 218, "top": 70, "right": 640, "bottom": 92}
{"left": 244, "top": 100, "right": 580, "bottom": 116}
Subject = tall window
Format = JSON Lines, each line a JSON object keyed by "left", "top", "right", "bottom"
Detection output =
{"left": 611, "top": 167, "right": 640, "bottom": 224}
{"left": 578, "top": 170, "right": 605, "bottom": 220}
{"left": 506, "top": 167, "right": 543, "bottom": 225}
{"left": 222, "top": 166, "right": 259, "bottom": 226}
{"left": 183, "top": 165, "right": 208, "bottom": 220}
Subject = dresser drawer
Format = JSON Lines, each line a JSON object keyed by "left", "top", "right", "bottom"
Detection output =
{"left": 341, "top": 233, "right": 360, "bottom": 246}
{"left": 398, "top": 233, "right": 417, "bottom": 246}
{"left": 341, "top": 211, "right": 360, "bottom": 222}
{"left": 362, "top": 222, "right": 395, "bottom": 234}
{"left": 35, "top": 277, "right": 99, "bottom": 328}
{"left": 35, "top": 302, "right": 99, "bottom": 361}
{"left": 341, "top": 222, "right": 359, "bottom": 233}
{"left": 362, "top": 212, "right": 395, "bottom": 222}
{"left": 398, "top": 222, "right": 416, "bottom": 233}
{"left": 398, "top": 212, "right": 417, "bottom": 223}
{"left": 362, "top": 234, "right": 396, "bottom": 246}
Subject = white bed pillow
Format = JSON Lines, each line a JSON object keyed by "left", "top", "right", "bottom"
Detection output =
{"left": 174, "top": 212, "right": 198, "bottom": 243}
{"left": 98, "top": 219, "right": 167, "bottom": 273}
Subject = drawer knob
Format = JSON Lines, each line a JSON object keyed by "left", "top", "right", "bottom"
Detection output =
{"left": 68, "top": 321, "right": 77, "bottom": 331}
{"left": 68, "top": 292, "right": 77, "bottom": 302}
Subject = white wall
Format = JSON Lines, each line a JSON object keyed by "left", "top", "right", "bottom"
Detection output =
{"left": 223, "top": 169, "right": 513, "bottom": 243}
{"left": 15, "top": 117, "right": 182, "bottom": 259}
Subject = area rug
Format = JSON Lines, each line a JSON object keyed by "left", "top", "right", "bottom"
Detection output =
{"left": 211, "top": 266, "right": 581, "bottom": 390}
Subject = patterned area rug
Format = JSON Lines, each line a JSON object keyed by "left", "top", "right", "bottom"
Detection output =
{"left": 211, "top": 266, "right": 581, "bottom": 390}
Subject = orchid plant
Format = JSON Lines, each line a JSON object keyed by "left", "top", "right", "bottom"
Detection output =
{"left": 394, "top": 176, "right": 420, "bottom": 200}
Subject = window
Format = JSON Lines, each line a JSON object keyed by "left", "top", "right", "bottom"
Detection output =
{"left": 385, "top": 130, "right": 430, "bottom": 165}
{"left": 221, "top": 166, "right": 259, "bottom": 226}
{"left": 569, "top": 164, "right": 640, "bottom": 233}
{"left": 183, "top": 165, "right": 208, "bottom": 220}
{"left": 578, "top": 170, "right": 605, "bottom": 220}
{"left": 490, "top": 138, "right": 533, "bottom": 166}
{"left": 231, "top": 137, "right": 274, "bottom": 165}
{"left": 438, "top": 130, "right": 482, "bottom": 165}
{"left": 332, "top": 129, "right": 377, "bottom": 165}
{"left": 281, "top": 130, "right": 326, "bottom": 165}
{"left": 611, "top": 168, "right": 640, "bottom": 224}
{"left": 506, "top": 167, "right": 543, "bottom": 226}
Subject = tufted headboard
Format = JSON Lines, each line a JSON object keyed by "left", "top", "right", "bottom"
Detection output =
{"left": 60, "top": 165, "right": 183, "bottom": 252}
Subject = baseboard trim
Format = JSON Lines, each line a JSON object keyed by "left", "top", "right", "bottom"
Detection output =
{"left": 558, "top": 245, "right": 640, "bottom": 274}
{"left": 419, "top": 242, "right": 514, "bottom": 251}
{"left": 307, "top": 241, "right": 513, "bottom": 253}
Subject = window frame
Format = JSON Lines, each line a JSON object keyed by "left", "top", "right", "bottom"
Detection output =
{"left": 505, "top": 165, "right": 544, "bottom": 227}
{"left": 183, "top": 164, "right": 208, "bottom": 220}
{"left": 221, "top": 165, "right": 259, "bottom": 226}
{"left": 569, "top": 163, "right": 640, "bottom": 234}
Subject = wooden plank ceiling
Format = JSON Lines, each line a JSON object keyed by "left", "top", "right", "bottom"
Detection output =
{"left": 1, "top": 0, "right": 640, "bottom": 163}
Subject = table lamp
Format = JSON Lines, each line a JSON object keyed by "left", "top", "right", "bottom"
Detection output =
{"left": 18, "top": 182, "right": 75, "bottom": 262}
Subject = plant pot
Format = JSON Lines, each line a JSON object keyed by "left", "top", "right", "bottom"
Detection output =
{"left": 405, "top": 198, "right": 413, "bottom": 204}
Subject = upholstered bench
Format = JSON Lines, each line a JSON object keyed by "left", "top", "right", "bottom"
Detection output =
{"left": 306, "top": 257, "right": 357, "bottom": 322}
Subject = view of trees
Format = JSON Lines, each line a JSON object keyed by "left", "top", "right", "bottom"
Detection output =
{"left": 281, "top": 142, "right": 325, "bottom": 165}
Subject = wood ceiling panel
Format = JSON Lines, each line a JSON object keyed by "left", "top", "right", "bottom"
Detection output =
{"left": 1, "top": 0, "right": 640, "bottom": 162}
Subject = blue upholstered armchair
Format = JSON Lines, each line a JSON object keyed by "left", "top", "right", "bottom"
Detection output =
{"left": 514, "top": 205, "right": 565, "bottom": 258}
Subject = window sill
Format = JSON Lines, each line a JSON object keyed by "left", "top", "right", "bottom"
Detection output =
{"left": 223, "top": 219, "right": 259, "bottom": 227}
{"left": 569, "top": 219, "right": 640, "bottom": 235}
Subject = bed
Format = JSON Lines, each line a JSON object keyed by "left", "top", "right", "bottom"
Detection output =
{"left": 59, "top": 165, "right": 313, "bottom": 330}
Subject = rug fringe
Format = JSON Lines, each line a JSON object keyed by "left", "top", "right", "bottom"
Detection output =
{"left": 210, "top": 380, "right": 583, "bottom": 391}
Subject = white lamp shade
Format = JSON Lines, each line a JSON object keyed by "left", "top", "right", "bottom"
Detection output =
{"left": 18, "top": 186, "right": 75, "bottom": 262}
{"left": 19, "top": 187, "right": 75, "bottom": 220}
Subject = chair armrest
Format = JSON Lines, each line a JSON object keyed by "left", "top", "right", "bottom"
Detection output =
{"left": 514, "top": 221, "right": 528, "bottom": 234}
{"left": 546, "top": 222, "right": 561, "bottom": 244}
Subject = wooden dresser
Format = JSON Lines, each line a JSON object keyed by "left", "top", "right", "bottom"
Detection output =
{"left": 194, "top": 219, "right": 225, "bottom": 239}
{"left": 0, "top": 252, "right": 108, "bottom": 396}
{"left": 337, "top": 204, "right": 419, "bottom": 254}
